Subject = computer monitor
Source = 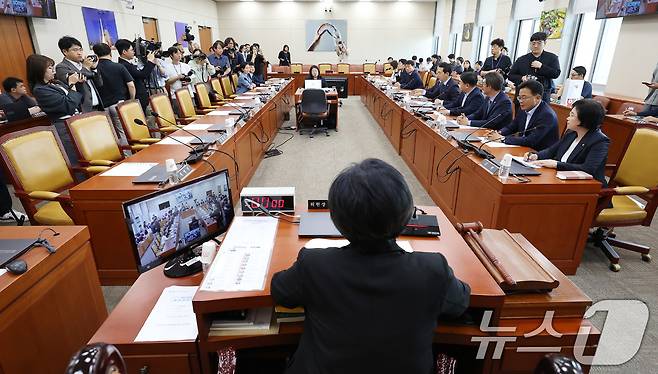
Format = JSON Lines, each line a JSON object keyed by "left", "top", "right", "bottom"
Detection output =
{"left": 123, "top": 169, "right": 234, "bottom": 277}
{"left": 304, "top": 79, "right": 322, "bottom": 89}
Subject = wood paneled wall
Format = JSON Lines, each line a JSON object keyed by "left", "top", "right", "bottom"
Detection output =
{"left": 0, "top": 15, "right": 34, "bottom": 91}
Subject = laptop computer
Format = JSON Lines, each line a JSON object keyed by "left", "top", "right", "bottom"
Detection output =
{"left": 0, "top": 239, "right": 36, "bottom": 267}
{"left": 304, "top": 80, "right": 323, "bottom": 89}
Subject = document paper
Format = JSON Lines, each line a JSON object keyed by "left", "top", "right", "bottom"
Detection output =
{"left": 157, "top": 136, "right": 194, "bottom": 145}
{"left": 134, "top": 286, "right": 199, "bottom": 342}
{"left": 200, "top": 217, "right": 278, "bottom": 292}
{"left": 100, "top": 162, "right": 158, "bottom": 177}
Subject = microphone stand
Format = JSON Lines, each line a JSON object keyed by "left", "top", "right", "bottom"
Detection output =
{"left": 133, "top": 119, "right": 205, "bottom": 164}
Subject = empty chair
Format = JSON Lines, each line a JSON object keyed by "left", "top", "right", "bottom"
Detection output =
{"left": 210, "top": 78, "right": 232, "bottom": 103}
{"left": 65, "top": 112, "right": 124, "bottom": 176}
{"left": 420, "top": 71, "right": 429, "bottom": 87}
{"left": 383, "top": 62, "right": 393, "bottom": 76}
{"left": 231, "top": 73, "right": 239, "bottom": 91}
{"left": 363, "top": 63, "right": 376, "bottom": 74}
{"left": 319, "top": 63, "right": 332, "bottom": 74}
{"left": 116, "top": 100, "right": 161, "bottom": 151}
{"left": 175, "top": 88, "right": 213, "bottom": 118}
{"left": 290, "top": 63, "right": 303, "bottom": 74}
{"left": 195, "top": 83, "right": 222, "bottom": 110}
{"left": 337, "top": 63, "right": 350, "bottom": 74}
{"left": 220, "top": 75, "right": 238, "bottom": 99}
{"left": 0, "top": 126, "right": 76, "bottom": 225}
{"left": 149, "top": 92, "right": 195, "bottom": 128}
{"left": 299, "top": 88, "right": 330, "bottom": 138}
{"left": 426, "top": 76, "right": 437, "bottom": 89}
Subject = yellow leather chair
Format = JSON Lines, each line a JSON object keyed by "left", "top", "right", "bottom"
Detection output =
{"left": 210, "top": 78, "right": 232, "bottom": 103}
{"left": 290, "top": 63, "right": 303, "bottom": 74}
{"left": 116, "top": 100, "right": 161, "bottom": 152}
{"left": 591, "top": 125, "right": 658, "bottom": 271}
{"left": 231, "top": 73, "right": 239, "bottom": 91}
{"left": 337, "top": 63, "right": 350, "bottom": 74}
{"left": 363, "top": 63, "right": 376, "bottom": 74}
{"left": 319, "top": 63, "right": 332, "bottom": 74}
{"left": 420, "top": 71, "right": 429, "bottom": 87}
{"left": 426, "top": 76, "right": 437, "bottom": 89}
{"left": 0, "top": 126, "right": 76, "bottom": 225}
{"left": 220, "top": 76, "right": 237, "bottom": 99}
{"left": 149, "top": 93, "right": 196, "bottom": 129}
{"left": 194, "top": 83, "right": 222, "bottom": 111}
{"left": 383, "top": 62, "right": 393, "bottom": 75}
{"left": 175, "top": 88, "right": 213, "bottom": 118}
{"left": 65, "top": 112, "right": 124, "bottom": 176}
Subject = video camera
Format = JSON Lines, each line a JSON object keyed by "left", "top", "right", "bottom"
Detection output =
{"left": 182, "top": 26, "right": 195, "bottom": 42}
{"left": 134, "top": 37, "right": 164, "bottom": 60}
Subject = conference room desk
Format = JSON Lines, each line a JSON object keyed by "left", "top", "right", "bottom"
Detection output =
{"left": 360, "top": 76, "right": 602, "bottom": 275}
{"left": 0, "top": 226, "right": 106, "bottom": 374}
{"left": 69, "top": 80, "right": 295, "bottom": 285}
{"left": 268, "top": 71, "right": 365, "bottom": 96}
{"left": 90, "top": 206, "right": 598, "bottom": 374}
{"left": 294, "top": 87, "right": 340, "bottom": 130}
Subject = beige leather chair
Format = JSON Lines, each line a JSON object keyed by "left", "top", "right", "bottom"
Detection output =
{"left": 65, "top": 112, "right": 124, "bottom": 176}
{"left": 116, "top": 100, "right": 161, "bottom": 151}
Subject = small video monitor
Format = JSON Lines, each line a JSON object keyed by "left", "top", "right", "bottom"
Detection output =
{"left": 123, "top": 170, "right": 234, "bottom": 276}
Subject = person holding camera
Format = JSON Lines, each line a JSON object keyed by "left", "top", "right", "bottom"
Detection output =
{"left": 189, "top": 49, "right": 216, "bottom": 87}
{"left": 247, "top": 43, "right": 268, "bottom": 84}
{"left": 55, "top": 36, "right": 103, "bottom": 113}
{"left": 162, "top": 47, "right": 192, "bottom": 112}
{"left": 115, "top": 39, "right": 156, "bottom": 112}
{"left": 223, "top": 37, "right": 243, "bottom": 71}
{"left": 208, "top": 40, "right": 231, "bottom": 76}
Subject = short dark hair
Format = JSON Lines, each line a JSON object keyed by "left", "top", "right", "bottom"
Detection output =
{"left": 26, "top": 54, "right": 55, "bottom": 89}
{"left": 518, "top": 80, "right": 544, "bottom": 97}
{"left": 572, "top": 66, "right": 587, "bottom": 77}
{"left": 328, "top": 159, "right": 414, "bottom": 245}
{"left": 115, "top": 39, "right": 133, "bottom": 55}
{"left": 484, "top": 72, "right": 505, "bottom": 91}
{"left": 58, "top": 36, "right": 82, "bottom": 52}
{"left": 404, "top": 60, "right": 414, "bottom": 66}
{"left": 490, "top": 38, "right": 505, "bottom": 48}
{"left": 167, "top": 46, "right": 180, "bottom": 56}
{"left": 92, "top": 43, "right": 111, "bottom": 57}
{"left": 419, "top": 58, "right": 424, "bottom": 63}
{"left": 2, "top": 77, "right": 23, "bottom": 93}
{"left": 475, "top": 60, "right": 483, "bottom": 66}
{"left": 399, "top": 58, "right": 407, "bottom": 64}
{"left": 456, "top": 57, "right": 464, "bottom": 63}
{"left": 412, "top": 55, "right": 417, "bottom": 60}
{"left": 460, "top": 72, "right": 478, "bottom": 86}
{"left": 437, "top": 61, "right": 452, "bottom": 75}
{"left": 572, "top": 99, "right": 605, "bottom": 130}
{"left": 448, "top": 53, "right": 455, "bottom": 59}
{"left": 212, "top": 40, "right": 224, "bottom": 50}
{"left": 530, "top": 32, "right": 548, "bottom": 42}
{"left": 390, "top": 60, "right": 398, "bottom": 69}
{"left": 431, "top": 54, "right": 439, "bottom": 60}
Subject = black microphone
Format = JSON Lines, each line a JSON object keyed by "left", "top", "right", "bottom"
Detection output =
{"left": 150, "top": 111, "right": 211, "bottom": 151}
{"left": 209, "top": 90, "right": 249, "bottom": 123}
{"left": 477, "top": 124, "right": 546, "bottom": 153}
{"left": 133, "top": 118, "right": 204, "bottom": 163}
{"left": 462, "top": 113, "right": 503, "bottom": 142}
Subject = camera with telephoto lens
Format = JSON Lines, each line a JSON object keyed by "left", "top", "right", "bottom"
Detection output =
{"left": 134, "top": 37, "right": 162, "bottom": 60}
{"left": 182, "top": 26, "right": 195, "bottom": 42}
{"left": 180, "top": 70, "right": 194, "bottom": 83}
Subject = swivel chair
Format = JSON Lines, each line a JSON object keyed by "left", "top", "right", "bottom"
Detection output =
{"left": 299, "top": 89, "right": 330, "bottom": 138}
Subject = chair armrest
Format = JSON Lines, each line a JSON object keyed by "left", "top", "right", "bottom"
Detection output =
{"left": 28, "top": 191, "right": 60, "bottom": 200}
{"left": 613, "top": 186, "right": 650, "bottom": 195}
{"left": 130, "top": 144, "right": 150, "bottom": 151}
{"left": 89, "top": 160, "right": 115, "bottom": 166}
{"left": 86, "top": 166, "right": 111, "bottom": 174}
{"left": 196, "top": 108, "right": 214, "bottom": 114}
{"left": 138, "top": 138, "right": 161, "bottom": 144}
{"left": 158, "top": 126, "right": 179, "bottom": 133}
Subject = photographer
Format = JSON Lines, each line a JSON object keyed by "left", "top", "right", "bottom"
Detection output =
{"left": 208, "top": 40, "right": 231, "bottom": 76}
{"left": 162, "top": 47, "right": 192, "bottom": 112}
{"left": 116, "top": 39, "right": 156, "bottom": 111}
{"left": 55, "top": 36, "right": 103, "bottom": 113}
{"left": 189, "top": 49, "right": 216, "bottom": 86}
{"left": 222, "top": 37, "right": 243, "bottom": 71}
{"left": 247, "top": 43, "right": 268, "bottom": 84}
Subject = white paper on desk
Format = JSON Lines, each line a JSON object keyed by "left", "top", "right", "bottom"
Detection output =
{"left": 200, "top": 217, "right": 279, "bottom": 292}
{"left": 304, "top": 239, "right": 413, "bottom": 253}
{"left": 511, "top": 156, "right": 541, "bottom": 168}
{"left": 184, "top": 123, "right": 212, "bottom": 130}
{"left": 157, "top": 136, "right": 194, "bottom": 145}
{"left": 484, "top": 142, "right": 521, "bottom": 148}
{"left": 235, "top": 95, "right": 253, "bottom": 99}
{"left": 208, "top": 110, "right": 232, "bottom": 116}
{"left": 100, "top": 162, "right": 158, "bottom": 177}
{"left": 0, "top": 269, "right": 7, "bottom": 277}
{"left": 134, "top": 286, "right": 199, "bottom": 342}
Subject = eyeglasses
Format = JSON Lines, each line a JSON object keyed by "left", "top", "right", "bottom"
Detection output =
{"left": 68, "top": 47, "right": 84, "bottom": 52}
{"left": 517, "top": 95, "right": 535, "bottom": 101}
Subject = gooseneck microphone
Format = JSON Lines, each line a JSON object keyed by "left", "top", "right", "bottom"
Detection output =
{"left": 150, "top": 111, "right": 210, "bottom": 152}
{"left": 133, "top": 118, "right": 205, "bottom": 163}
{"left": 477, "top": 124, "right": 546, "bottom": 153}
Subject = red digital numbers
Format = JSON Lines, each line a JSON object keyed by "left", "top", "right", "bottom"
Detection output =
{"left": 247, "top": 197, "right": 285, "bottom": 210}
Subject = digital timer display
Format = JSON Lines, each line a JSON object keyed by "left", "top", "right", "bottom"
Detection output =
{"left": 241, "top": 195, "right": 295, "bottom": 213}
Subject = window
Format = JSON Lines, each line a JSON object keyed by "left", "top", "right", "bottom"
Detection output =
{"left": 569, "top": 12, "right": 622, "bottom": 86}
{"left": 513, "top": 18, "right": 539, "bottom": 60}
{"left": 450, "top": 32, "right": 461, "bottom": 57}
{"left": 477, "top": 25, "right": 493, "bottom": 62}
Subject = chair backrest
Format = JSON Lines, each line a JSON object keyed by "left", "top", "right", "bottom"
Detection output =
{"left": 420, "top": 71, "right": 429, "bottom": 86}
{"left": 116, "top": 100, "right": 151, "bottom": 142}
{"left": 210, "top": 78, "right": 226, "bottom": 100}
{"left": 0, "top": 126, "right": 75, "bottom": 194}
{"left": 195, "top": 83, "right": 214, "bottom": 108}
{"left": 616, "top": 101, "right": 639, "bottom": 115}
{"left": 592, "top": 96, "right": 610, "bottom": 112}
{"left": 290, "top": 63, "right": 303, "bottom": 74}
{"left": 221, "top": 75, "right": 235, "bottom": 97}
{"left": 175, "top": 88, "right": 197, "bottom": 118}
{"left": 300, "top": 89, "right": 328, "bottom": 114}
{"left": 337, "top": 63, "right": 350, "bottom": 74}
{"left": 383, "top": 62, "right": 393, "bottom": 73}
{"left": 319, "top": 63, "right": 332, "bottom": 74}
{"left": 613, "top": 126, "right": 658, "bottom": 188}
{"left": 66, "top": 343, "right": 126, "bottom": 374}
{"left": 231, "top": 73, "right": 239, "bottom": 89}
{"left": 65, "top": 112, "right": 122, "bottom": 163}
{"left": 427, "top": 76, "right": 437, "bottom": 89}
{"left": 149, "top": 93, "right": 178, "bottom": 130}
{"left": 363, "top": 63, "right": 376, "bottom": 74}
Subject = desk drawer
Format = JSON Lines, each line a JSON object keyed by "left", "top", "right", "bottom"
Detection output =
{"left": 124, "top": 354, "right": 198, "bottom": 374}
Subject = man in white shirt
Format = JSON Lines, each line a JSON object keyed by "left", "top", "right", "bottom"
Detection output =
{"left": 162, "top": 47, "right": 193, "bottom": 106}
{"left": 55, "top": 36, "right": 103, "bottom": 112}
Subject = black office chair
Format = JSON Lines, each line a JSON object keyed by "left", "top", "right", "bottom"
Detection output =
{"left": 65, "top": 343, "right": 126, "bottom": 373}
{"left": 299, "top": 88, "right": 330, "bottom": 138}
{"left": 534, "top": 354, "right": 583, "bottom": 374}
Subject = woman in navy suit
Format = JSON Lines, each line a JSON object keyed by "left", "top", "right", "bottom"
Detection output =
{"left": 526, "top": 99, "right": 610, "bottom": 185}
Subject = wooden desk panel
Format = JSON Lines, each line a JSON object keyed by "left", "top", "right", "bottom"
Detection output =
{"left": 70, "top": 81, "right": 294, "bottom": 285}
{"left": 0, "top": 226, "right": 106, "bottom": 374}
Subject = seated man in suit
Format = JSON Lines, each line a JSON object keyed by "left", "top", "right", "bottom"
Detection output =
{"left": 491, "top": 80, "right": 559, "bottom": 151}
{"left": 526, "top": 99, "right": 609, "bottom": 185}
{"left": 272, "top": 158, "right": 470, "bottom": 374}
{"left": 439, "top": 71, "right": 484, "bottom": 116}
{"left": 424, "top": 62, "right": 459, "bottom": 106}
{"left": 395, "top": 60, "right": 423, "bottom": 90}
{"left": 457, "top": 72, "right": 512, "bottom": 130}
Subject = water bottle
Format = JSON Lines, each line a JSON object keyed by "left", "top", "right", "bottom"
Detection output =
{"left": 200, "top": 241, "right": 217, "bottom": 275}
{"left": 165, "top": 159, "right": 179, "bottom": 185}
{"left": 498, "top": 154, "right": 512, "bottom": 181}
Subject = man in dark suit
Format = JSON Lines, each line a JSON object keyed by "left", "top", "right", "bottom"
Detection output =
{"left": 396, "top": 60, "right": 423, "bottom": 90}
{"left": 272, "top": 158, "right": 470, "bottom": 374}
{"left": 55, "top": 36, "right": 103, "bottom": 112}
{"left": 440, "top": 71, "right": 484, "bottom": 116}
{"left": 424, "top": 62, "right": 460, "bottom": 106}
{"left": 457, "top": 72, "right": 512, "bottom": 130}
{"left": 508, "top": 32, "right": 561, "bottom": 102}
{"left": 116, "top": 39, "right": 156, "bottom": 112}
{"left": 494, "top": 80, "right": 559, "bottom": 151}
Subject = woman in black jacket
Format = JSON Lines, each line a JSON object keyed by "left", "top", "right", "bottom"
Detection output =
{"left": 278, "top": 45, "right": 291, "bottom": 66}
{"left": 27, "top": 54, "right": 84, "bottom": 166}
{"left": 306, "top": 65, "right": 326, "bottom": 88}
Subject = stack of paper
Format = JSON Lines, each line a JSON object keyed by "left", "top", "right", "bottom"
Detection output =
{"left": 157, "top": 136, "right": 194, "bottom": 145}
{"left": 100, "top": 162, "right": 158, "bottom": 177}
{"left": 134, "top": 286, "right": 198, "bottom": 342}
